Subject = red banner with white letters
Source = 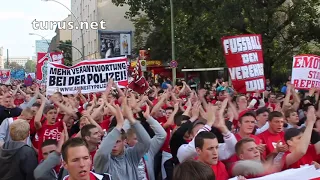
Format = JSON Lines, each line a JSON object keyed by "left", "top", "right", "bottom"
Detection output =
{"left": 221, "top": 34, "right": 265, "bottom": 93}
{"left": 36, "top": 52, "right": 64, "bottom": 85}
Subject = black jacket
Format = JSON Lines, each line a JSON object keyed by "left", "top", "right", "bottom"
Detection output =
{"left": 0, "top": 141, "right": 38, "bottom": 180}
{"left": 0, "top": 105, "right": 22, "bottom": 124}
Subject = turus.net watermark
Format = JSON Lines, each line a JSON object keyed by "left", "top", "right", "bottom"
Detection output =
{"left": 31, "top": 19, "right": 107, "bottom": 30}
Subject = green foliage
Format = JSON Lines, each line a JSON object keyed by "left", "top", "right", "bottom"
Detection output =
{"left": 112, "top": 0, "right": 320, "bottom": 78}
{"left": 7, "top": 62, "right": 23, "bottom": 70}
{"left": 24, "top": 60, "right": 36, "bottom": 73}
{"left": 57, "top": 40, "right": 72, "bottom": 66}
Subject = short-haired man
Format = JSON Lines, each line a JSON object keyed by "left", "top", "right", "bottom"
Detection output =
{"left": 235, "top": 138, "right": 261, "bottom": 161}
{"left": 0, "top": 120, "right": 38, "bottom": 180}
{"left": 195, "top": 131, "right": 229, "bottom": 180}
{"left": 281, "top": 106, "right": 320, "bottom": 169}
{"left": 62, "top": 138, "right": 111, "bottom": 180}
{"left": 173, "top": 160, "right": 216, "bottom": 180}
{"left": 81, "top": 124, "right": 102, "bottom": 169}
{"left": 254, "top": 107, "right": 270, "bottom": 135}
{"left": 94, "top": 100, "right": 151, "bottom": 180}
{"left": 34, "top": 139, "right": 60, "bottom": 180}
{"left": 284, "top": 109, "right": 303, "bottom": 130}
{"left": 224, "top": 112, "right": 264, "bottom": 168}
{"left": 34, "top": 131, "right": 69, "bottom": 180}
{"left": 0, "top": 92, "right": 22, "bottom": 124}
{"left": 232, "top": 106, "right": 319, "bottom": 177}
{"left": 258, "top": 111, "right": 287, "bottom": 156}
{"left": 177, "top": 101, "right": 237, "bottom": 164}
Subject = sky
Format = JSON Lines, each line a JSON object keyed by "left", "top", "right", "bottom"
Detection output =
{"left": 0, "top": 0, "right": 71, "bottom": 57}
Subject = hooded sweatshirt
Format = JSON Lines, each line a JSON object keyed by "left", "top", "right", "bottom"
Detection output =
{"left": 94, "top": 122, "right": 151, "bottom": 180}
{"left": 33, "top": 152, "right": 68, "bottom": 180}
{"left": 123, "top": 117, "right": 167, "bottom": 180}
{"left": 0, "top": 118, "right": 32, "bottom": 146}
{"left": 0, "top": 141, "right": 38, "bottom": 180}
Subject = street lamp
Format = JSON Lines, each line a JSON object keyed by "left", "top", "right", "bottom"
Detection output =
{"left": 41, "top": 0, "right": 85, "bottom": 61}
{"left": 29, "top": 33, "right": 50, "bottom": 47}
{"left": 170, "top": 0, "right": 176, "bottom": 86}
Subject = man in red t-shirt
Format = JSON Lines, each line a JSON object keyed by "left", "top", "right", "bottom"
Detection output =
{"left": 231, "top": 138, "right": 280, "bottom": 178}
{"left": 81, "top": 124, "right": 102, "bottom": 170}
{"left": 258, "top": 111, "right": 287, "bottom": 157}
{"left": 61, "top": 138, "right": 111, "bottom": 180}
{"left": 224, "top": 111, "right": 264, "bottom": 168}
{"left": 195, "top": 131, "right": 229, "bottom": 180}
{"left": 34, "top": 94, "right": 64, "bottom": 161}
{"left": 281, "top": 106, "right": 320, "bottom": 170}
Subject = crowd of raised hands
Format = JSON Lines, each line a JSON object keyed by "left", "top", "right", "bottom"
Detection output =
{"left": 1, "top": 78, "right": 320, "bottom": 180}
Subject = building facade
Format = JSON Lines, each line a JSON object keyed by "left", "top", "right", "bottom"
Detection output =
{"left": 48, "top": 15, "right": 72, "bottom": 52}
{"left": 0, "top": 47, "right": 4, "bottom": 69}
{"left": 3, "top": 56, "right": 31, "bottom": 67}
{"left": 71, "top": 0, "right": 135, "bottom": 64}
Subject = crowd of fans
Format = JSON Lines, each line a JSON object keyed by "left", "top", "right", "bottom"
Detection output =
{"left": 0, "top": 78, "right": 320, "bottom": 180}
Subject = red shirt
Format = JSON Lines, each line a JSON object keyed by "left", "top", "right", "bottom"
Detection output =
{"left": 14, "top": 98, "right": 24, "bottom": 106}
{"left": 90, "top": 149, "right": 97, "bottom": 170}
{"left": 157, "top": 116, "right": 173, "bottom": 153}
{"left": 64, "top": 172, "right": 99, "bottom": 180}
{"left": 282, "top": 145, "right": 317, "bottom": 169}
{"left": 224, "top": 134, "right": 262, "bottom": 168}
{"left": 211, "top": 161, "right": 229, "bottom": 180}
{"left": 56, "top": 113, "right": 64, "bottom": 122}
{"left": 99, "top": 115, "right": 111, "bottom": 131}
{"left": 31, "top": 116, "right": 46, "bottom": 150}
{"left": 258, "top": 130, "right": 285, "bottom": 156}
{"left": 37, "top": 120, "right": 64, "bottom": 161}
{"left": 265, "top": 102, "right": 276, "bottom": 111}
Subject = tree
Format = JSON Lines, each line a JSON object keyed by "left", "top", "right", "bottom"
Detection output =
{"left": 25, "top": 60, "right": 36, "bottom": 73}
{"left": 112, "top": 0, "right": 320, "bottom": 79}
{"left": 57, "top": 40, "right": 72, "bottom": 66}
{"left": 8, "top": 62, "right": 23, "bottom": 70}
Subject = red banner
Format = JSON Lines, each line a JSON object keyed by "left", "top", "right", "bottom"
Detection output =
{"left": 0, "top": 69, "right": 11, "bottom": 85}
{"left": 37, "top": 52, "right": 64, "bottom": 84}
{"left": 221, "top": 34, "right": 265, "bottom": 93}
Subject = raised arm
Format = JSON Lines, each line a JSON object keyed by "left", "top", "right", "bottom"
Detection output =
{"left": 177, "top": 103, "right": 217, "bottom": 163}
{"left": 144, "top": 105, "right": 167, "bottom": 156}
{"left": 83, "top": 111, "right": 104, "bottom": 135}
{"left": 285, "top": 106, "right": 316, "bottom": 167}
{"left": 150, "top": 93, "right": 166, "bottom": 116}
{"left": 52, "top": 98, "right": 77, "bottom": 118}
{"left": 215, "top": 98, "right": 237, "bottom": 160}
{"left": 34, "top": 94, "right": 46, "bottom": 130}
{"left": 123, "top": 98, "right": 151, "bottom": 163}
{"left": 34, "top": 129, "right": 67, "bottom": 179}
{"left": 90, "top": 103, "right": 104, "bottom": 120}
{"left": 163, "top": 103, "right": 179, "bottom": 129}
{"left": 291, "top": 87, "right": 301, "bottom": 111}
{"left": 94, "top": 103, "right": 124, "bottom": 174}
